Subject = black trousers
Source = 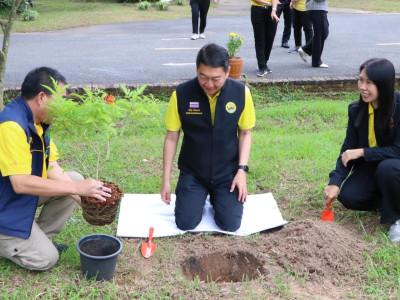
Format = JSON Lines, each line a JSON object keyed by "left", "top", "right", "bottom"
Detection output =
{"left": 292, "top": 8, "right": 313, "bottom": 47}
{"left": 301, "top": 10, "right": 329, "bottom": 67}
{"left": 251, "top": 5, "right": 278, "bottom": 70}
{"left": 338, "top": 159, "right": 400, "bottom": 224}
{"left": 175, "top": 170, "right": 244, "bottom": 232}
{"left": 190, "top": 0, "right": 210, "bottom": 34}
{"left": 276, "top": 0, "right": 292, "bottom": 44}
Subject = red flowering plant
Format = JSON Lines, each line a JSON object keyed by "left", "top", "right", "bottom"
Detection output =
{"left": 45, "top": 80, "right": 160, "bottom": 225}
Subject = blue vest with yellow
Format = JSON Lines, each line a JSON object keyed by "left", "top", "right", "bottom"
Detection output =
{"left": 0, "top": 97, "right": 50, "bottom": 239}
{"left": 176, "top": 77, "right": 245, "bottom": 181}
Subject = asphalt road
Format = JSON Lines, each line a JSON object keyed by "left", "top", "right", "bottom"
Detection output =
{"left": 3, "top": 9, "right": 400, "bottom": 88}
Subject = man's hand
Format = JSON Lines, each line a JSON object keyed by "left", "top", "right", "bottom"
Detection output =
{"left": 76, "top": 179, "right": 112, "bottom": 202}
{"left": 230, "top": 169, "right": 247, "bottom": 203}
{"left": 341, "top": 148, "right": 364, "bottom": 167}
{"left": 160, "top": 181, "right": 172, "bottom": 205}
{"left": 324, "top": 184, "right": 339, "bottom": 205}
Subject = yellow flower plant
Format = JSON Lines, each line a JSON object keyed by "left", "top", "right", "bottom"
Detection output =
{"left": 226, "top": 32, "right": 245, "bottom": 59}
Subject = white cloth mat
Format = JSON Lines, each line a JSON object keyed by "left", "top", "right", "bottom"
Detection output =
{"left": 116, "top": 193, "right": 288, "bottom": 238}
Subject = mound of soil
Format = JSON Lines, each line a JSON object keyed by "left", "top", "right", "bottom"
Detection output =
{"left": 264, "top": 219, "right": 370, "bottom": 281}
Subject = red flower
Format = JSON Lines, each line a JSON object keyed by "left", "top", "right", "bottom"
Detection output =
{"left": 104, "top": 95, "right": 115, "bottom": 105}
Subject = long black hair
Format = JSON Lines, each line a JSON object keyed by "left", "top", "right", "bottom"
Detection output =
{"left": 356, "top": 58, "right": 395, "bottom": 135}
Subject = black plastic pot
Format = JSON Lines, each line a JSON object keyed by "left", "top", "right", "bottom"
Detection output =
{"left": 76, "top": 234, "right": 123, "bottom": 281}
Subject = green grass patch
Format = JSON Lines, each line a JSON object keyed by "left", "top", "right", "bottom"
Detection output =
{"left": 2, "top": 88, "right": 400, "bottom": 297}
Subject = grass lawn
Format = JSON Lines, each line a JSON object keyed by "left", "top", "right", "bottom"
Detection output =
{"left": 8, "top": 0, "right": 400, "bottom": 33}
{"left": 1, "top": 87, "right": 400, "bottom": 298}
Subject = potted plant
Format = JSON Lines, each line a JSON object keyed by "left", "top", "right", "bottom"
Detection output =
{"left": 226, "top": 32, "right": 245, "bottom": 80}
{"left": 45, "top": 81, "right": 160, "bottom": 226}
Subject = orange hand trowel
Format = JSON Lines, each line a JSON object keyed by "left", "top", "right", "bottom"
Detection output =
{"left": 141, "top": 227, "right": 156, "bottom": 258}
{"left": 321, "top": 200, "right": 334, "bottom": 222}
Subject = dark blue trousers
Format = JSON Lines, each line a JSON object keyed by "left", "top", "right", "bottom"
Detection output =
{"left": 276, "top": 0, "right": 292, "bottom": 44}
{"left": 175, "top": 170, "right": 244, "bottom": 232}
{"left": 338, "top": 159, "right": 400, "bottom": 224}
{"left": 190, "top": 0, "right": 210, "bottom": 34}
{"left": 301, "top": 10, "right": 329, "bottom": 67}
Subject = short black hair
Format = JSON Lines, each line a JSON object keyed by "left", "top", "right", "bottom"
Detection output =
{"left": 21, "top": 66, "right": 67, "bottom": 100}
{"left": 196, "top": 43, "right": 230, "bottom": 72}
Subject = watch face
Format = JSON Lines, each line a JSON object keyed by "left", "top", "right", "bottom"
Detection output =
{"left": 239, "top": 165, "right": 248, "bottom": 172}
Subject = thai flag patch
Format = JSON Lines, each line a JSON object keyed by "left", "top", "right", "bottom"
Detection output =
{"left": 190, "top": 102, "right": 199, "bottom": 108}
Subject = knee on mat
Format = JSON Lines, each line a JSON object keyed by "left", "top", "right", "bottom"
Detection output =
{"left": 214, "top": 216, "right": 241, "bottom": 232}
{"left": 175, "top": 217, "right": 201, "bottom": 231}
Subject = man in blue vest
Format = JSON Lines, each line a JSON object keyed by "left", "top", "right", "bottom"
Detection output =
{"left": 161, "top": 44, "right": 256, "bottom": 232}
{"left": 0, "top": 67, "right": 111, "bottom": 271}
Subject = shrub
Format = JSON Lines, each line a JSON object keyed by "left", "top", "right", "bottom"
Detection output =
{"left": 175, "top": 0, "right": 185, "bottom": 6}
{"left": 157, "top": 1, "right": 169, "bottom": 10}
{"left": 21, "top": 9, "right": 38, "bottom": 21}
{"left": 137, "top": 0, "right": 151, "bottom": 10}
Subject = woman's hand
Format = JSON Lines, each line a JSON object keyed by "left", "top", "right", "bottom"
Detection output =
{"left": 324, "top": 185, "right": 339, "bottom": 205}
{"left": 341, "top": 148, "right": 364, "bottom": 167}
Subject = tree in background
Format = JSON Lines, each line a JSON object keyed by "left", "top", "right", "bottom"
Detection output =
{"left": 0, "top": 0, "right": 22, "bottom": 111}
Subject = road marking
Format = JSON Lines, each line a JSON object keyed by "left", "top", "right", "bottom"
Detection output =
{"left": 163, "top": 63, "right": 196, "bottom": 66}
{"left": 161, "top": 38, "right": 191, "bottom": 41}
{"left": 155, "top": 47, "right": 201, "bottom": 50}
{"left": 377, "top": 43, "right": 400, "bottom": 46}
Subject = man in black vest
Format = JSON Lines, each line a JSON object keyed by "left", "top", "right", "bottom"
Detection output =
{"left": 0, "top": 67, "right": 111, "bottom": 271}
{"left": 161, "top": 44, "right": 256, "bottom": 232}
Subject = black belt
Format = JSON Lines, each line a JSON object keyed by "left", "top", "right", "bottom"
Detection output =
{"left": 252, "top": 4, "right": 272, "bottom": 9}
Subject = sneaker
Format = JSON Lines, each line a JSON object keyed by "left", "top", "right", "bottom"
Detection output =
{"left": 265, "top": 65, "right": 272, "bottom": 73}
{"left": 281, "top": 42, "right": 290, "bottom": 49}
{"left": 317, "top": 63, "right": 329, "bottom": 68}
{"left": 288, "top": 46, "right": 299, "bottom": 53}
{"left": 257, "top": 69, "right": 267, "bottom": 77}
{"left": 388, "top": 220, "right": 400, "bottom": 242}
{"left": 199, "top": 33, "right": 205, "bottom": 39}
{"left": 53, "top": 242, "right": 69, "bottom": 254}
{"left": 191, "top": 33, "right": 199, "bottom": 40}
{"left": 298, "top": 47, "right": 308, "bottom": 63}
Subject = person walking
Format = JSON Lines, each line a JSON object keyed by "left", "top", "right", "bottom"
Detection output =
{"left": 0, "top": 67, "right": 111, "bottom": 271}
{"left": 276, "top": 0, "right": 292, "bottom": 49}
{"left": 297, "top": 0, "right": 329, "bottom": 68}
{"left": 250, "top": 0, "right": 280, "bottom": 77}
{"left": 324, "top": 58, "right": 400, "bottom": 241}
{"left": 161, "top": 43, "right": 256, "bottom": 232}
{"left": 288, "top": 0, "right": 313, "bottom": 53}
{"left": 190, "top": 0, "right": 218, "bottom": 40}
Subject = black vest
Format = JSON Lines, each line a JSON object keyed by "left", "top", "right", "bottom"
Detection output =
{"left": 0, "top": 97, "right": 50, "bottom": 239}
{"left": 176, "top": 78, "right": 245, "bottom": 181}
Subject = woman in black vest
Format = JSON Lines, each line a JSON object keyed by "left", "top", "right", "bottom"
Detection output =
{"left": 324, "top": 58, "right": 400, "bottom": 241}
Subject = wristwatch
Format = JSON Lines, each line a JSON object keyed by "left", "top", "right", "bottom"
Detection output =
{"left": 238, "top": 165, "right": 249, "bottom": 173}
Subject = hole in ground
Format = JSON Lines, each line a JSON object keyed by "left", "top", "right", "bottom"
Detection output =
{"left": 181, "top": 251, "right": 267, "bottom": 282}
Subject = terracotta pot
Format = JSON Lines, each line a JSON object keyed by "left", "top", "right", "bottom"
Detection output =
{"left": 228, "top": 57, "right": 243, "bottom": 80}
{"left": 81, "top": 181, "right": 122, "bottom": 226}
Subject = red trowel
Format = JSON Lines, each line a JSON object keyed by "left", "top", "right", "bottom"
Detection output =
{"left": 141, "top": 227, "right": 156, "bottom": 258}
{"left": 321, "top": 200, "right": 334, "bottom": 222}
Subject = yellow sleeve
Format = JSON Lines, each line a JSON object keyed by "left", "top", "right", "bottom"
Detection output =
{"left": 0, "top": 121, "right": 32, "bottom": 176}
{"left": 238, "top": 86, "right": 256, "bottom": 130}
{"left": 49, "top": 139, "right": 59, "bottom": 162}
{"left": 165, "top": 91, "right": 181, "bottom": 131}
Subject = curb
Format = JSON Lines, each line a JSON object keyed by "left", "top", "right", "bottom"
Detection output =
{"left": 5, "top": 75, "right": 400, "bottom": 99}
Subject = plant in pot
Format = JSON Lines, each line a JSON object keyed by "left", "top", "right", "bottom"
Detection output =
{"left": 226, "top": 32, "right": 245, "bottom": 80}
{"left": 46, "top": 81, "right": 160, "bottom": 226}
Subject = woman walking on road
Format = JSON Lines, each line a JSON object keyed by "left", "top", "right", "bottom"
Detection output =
{"left": 250, "top": 0, "right": 280, "bottom": 77}
{"left": 190, "top": 0, "right": 218, "bottom": 40}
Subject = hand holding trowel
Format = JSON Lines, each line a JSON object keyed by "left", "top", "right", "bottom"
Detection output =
{"left": 321, "top": 200, "right": 334, "bottom": 222}
{"left": 141, "top": 227, "right": 156, "bottom": 258}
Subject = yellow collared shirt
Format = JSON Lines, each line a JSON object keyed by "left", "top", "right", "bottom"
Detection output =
{"left": 0, "top": 121, "right": 59, "bottom": 177}
{"left": 165, "top": 86, "right": 255, "bottom": 131}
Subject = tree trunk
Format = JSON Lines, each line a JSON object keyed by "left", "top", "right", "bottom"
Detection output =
{"left": 0, "top": 0, "right": 22, "bottom": 111}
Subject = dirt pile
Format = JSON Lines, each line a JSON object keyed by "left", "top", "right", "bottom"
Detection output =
{"left": 264, "top": 219, "right": 371, "bottom": 281}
